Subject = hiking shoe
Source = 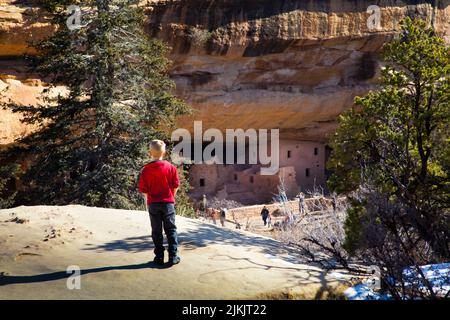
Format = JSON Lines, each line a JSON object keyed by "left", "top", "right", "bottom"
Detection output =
{"left": 153, "top": 256, "right": 164, "bottom": 265}
{"left": 168, "top": 255, "right": 181, "bottom": 265}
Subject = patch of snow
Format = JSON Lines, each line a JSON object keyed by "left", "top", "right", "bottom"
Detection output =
{"left": 344, "top": 263, "right": 449, "bottom": 300}
{"left": 263, "top": 253, "right": 295, "bottom": 266}
{"left": 344, "top": 284, "right": 391, "bottom": 300}
{"left": 329, "top": 272, "right": 347, "bottom": 280}
{"left": 403, "top": 263, "right": 450, "bottom": 296}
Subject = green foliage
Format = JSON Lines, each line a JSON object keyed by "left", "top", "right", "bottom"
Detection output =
{"left": 342, "top": 199, "right": 367, "bottom": 255}
{"left": 0, "top": 164, "right": 20, "bottom": 209}
{"left": 328, "top": 18, "right": 450, "bottom": 258}
{"left": 174, "top": 164, "right": 196, "bottom": 218}
{"left": 0, "top": 0, "right": 191, "bottom": 210}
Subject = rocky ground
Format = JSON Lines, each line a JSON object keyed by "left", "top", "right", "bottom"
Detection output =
{"left": 0, "top": 205, "right": 350, "bottom": 299}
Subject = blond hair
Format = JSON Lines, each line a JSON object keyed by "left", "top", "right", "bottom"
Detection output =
{"left": 149, "top": 139, "right": 166, "bottom": 158}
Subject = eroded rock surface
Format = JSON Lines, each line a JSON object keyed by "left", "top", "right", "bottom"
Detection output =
{"left": 1, "top": 0, "right": 449, "bottom": 142}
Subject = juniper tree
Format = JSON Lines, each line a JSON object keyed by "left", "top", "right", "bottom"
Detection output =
{"left": 328, "top": 17, "right": 449, "bottom": 268}
{"left": 0, "top": 164, "right": 19, "bottom": 209}
{"left": 0, "top": 0, "right": 190, "bottom": 209}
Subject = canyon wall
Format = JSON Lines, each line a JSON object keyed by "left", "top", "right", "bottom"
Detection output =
{"left": 1, "top": 0, "right": 449, "bottom": 145}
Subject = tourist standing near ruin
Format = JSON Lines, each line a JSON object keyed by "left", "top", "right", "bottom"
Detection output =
{"left": 298, "top": 192, "right": 306, "bottom": 215}
{"left": 201, "top": 194, "right": 207, "bottom": 212}
{"left": 220, "top": 208, "right": 227, "bottom": 227}
{"left": 331, "top": 193, "right": 338, "bottom": 213}
{"left": 261, "top": 206, "right": 269, "bottom": 226}
{"left": 209, "top": 208, "right": 217, "bottom": 225}
{"left": 267, "top": 211, "right": 272, "bottom": 228}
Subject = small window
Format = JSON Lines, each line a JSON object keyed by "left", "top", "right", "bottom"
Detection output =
{"left": 234, "top": 174, "right": 238, "bottom": 181}
{"left": 305, "top": 168, "right": 310, "bottom": 177}
{"left": 199, "top": 178, "right": 205, "bottom": 187}
{"left": 250, "top": 176, "right": 254, "bottom": 183}
{"left": 314, "top": 147, "right": 318, "bottom": 155}
{"left": 287, "top": 150, "right": 291, "bottom": 158}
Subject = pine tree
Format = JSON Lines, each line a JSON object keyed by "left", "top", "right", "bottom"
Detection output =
{"left": 0, "top": 0, "right": 190, "bottom": 209}
{"left": 328, "top": 18, "right": 449, "bottom": 259}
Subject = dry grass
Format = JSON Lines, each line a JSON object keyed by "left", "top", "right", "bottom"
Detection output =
{"left": 248, "top": 283, "right": 349, "bottom": 300}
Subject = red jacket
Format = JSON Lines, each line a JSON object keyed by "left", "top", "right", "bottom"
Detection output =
{"left": 138, "top": 160, "right": 180, "bottom": 204}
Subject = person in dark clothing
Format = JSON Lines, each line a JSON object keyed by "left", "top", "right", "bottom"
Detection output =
{"left": 139, "top": 140, "right": 180, "bottom": 266}
{"left": 261, "top": 206, "right": 269, "bottom": 226}
{"left": 220, "top": 208, "right": 227, "bottom": 227}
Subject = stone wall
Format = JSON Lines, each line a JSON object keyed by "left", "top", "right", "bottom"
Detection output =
{"left": 227, "top": 196, "right": 341, "bottom": 222}
{"left": 188, "top": 139, "right": 326, "bottom": 204}
{"left": 278, "top": 140, "right": 326, "bottom": 190}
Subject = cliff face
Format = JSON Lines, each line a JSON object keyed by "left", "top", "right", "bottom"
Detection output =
{"left": 1, "top": 0, "right": 449, "bottom": 144}
{"left": 0, "top": 1, "right": 52, "bottom": 144}
{"left": 149, "top": 0, "right": 450, "bottom": 140}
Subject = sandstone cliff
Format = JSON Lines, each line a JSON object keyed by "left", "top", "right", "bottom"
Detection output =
{"left": 1, "top": 0, "right": 449, "bottom": 144}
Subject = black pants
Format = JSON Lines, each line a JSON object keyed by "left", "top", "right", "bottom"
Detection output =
{"left": 148, "top": 202, "right": 178, "bottom": 258}
{"left": 262, "top": 214, "right": 268, "bottom": 226}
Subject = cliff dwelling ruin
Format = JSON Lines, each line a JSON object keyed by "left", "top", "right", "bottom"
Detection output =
{"left": 187, "top": 139, "right": 329, "bottom": 205}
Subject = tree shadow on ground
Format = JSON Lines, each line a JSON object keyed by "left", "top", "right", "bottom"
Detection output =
{"left": 1, "top": 220, "right": 332, "bottom": 289}
{"left": 197, "top": 254, "right": 341, "bottom": 299}
{"left": 83, "top": 220, "right": 308, "bottom": 265}
{"left": 0, "top": 261, "right": 170, "bottom": 286}
{"left": 83, "top": 235, "right": 154, "bottom": 253}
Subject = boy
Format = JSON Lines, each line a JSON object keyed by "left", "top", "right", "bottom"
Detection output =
{"left": 139, "top": 140, "right": 180, "bottom": 265}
